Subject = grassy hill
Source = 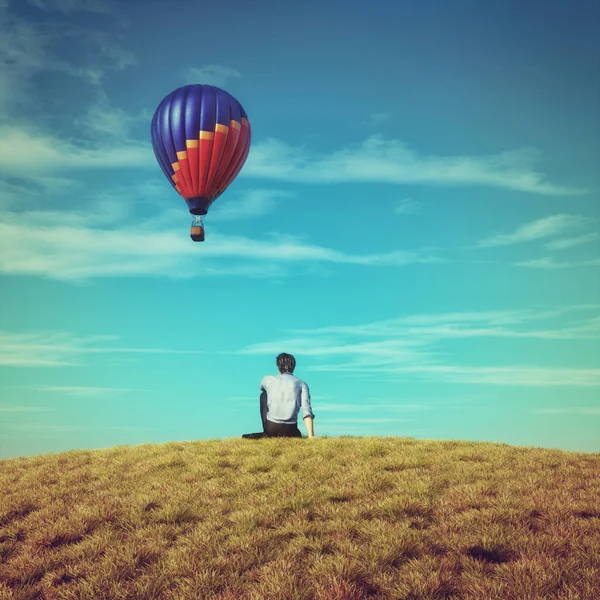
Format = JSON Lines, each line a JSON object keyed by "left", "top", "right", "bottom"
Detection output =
{"left": 1, "top": 436, "right": 599, "bottom": 600}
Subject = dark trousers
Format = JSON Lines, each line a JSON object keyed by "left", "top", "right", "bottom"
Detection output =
{"left": 242, "top": 390, "right": 302, "bottom": 439}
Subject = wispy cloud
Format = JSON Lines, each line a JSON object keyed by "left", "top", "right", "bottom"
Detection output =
{"left": 544, "top": 232, "right": 600, "bottom": 250}
{"left": 515, "top": 257, "right": 600, "bottom": 269}
{"left": 0, "top": 332, "right": 88, "bottom": 367}
{"left": 0, "top": 206, "right": 445, "bottom": 281}
{"left": 0, "top": 405, "right": 54, "bottom": 412}
{"left": 9, "top": 424, "right": 89, "bottom": 433}
{"left": 294, "top": 359, "right": 600, "bottom": 387}
{"left": 374, "top": 365, "right": 600, "bottom": 387}
{"left": 0, "top": 331, "right": 208, "bottom": 368}
{"left": 33, "top": 385, "right": 152, "bottom": 397}
{"left": 288, "top": 305, "right": 600, "bottom": 339}
{"left": 369, "top": 113, "right": 391, "bottom": 124}
{"left": 243, "top": 136, "right": 588, "bottom": 196}
{"left": 25, "top": 0, "right": 112, "bottom": 13}
{"left": 7, "top": 424, "right": 148, "bottom": 433}
{"left": 0, "top": 2, "right": 142, "bottom": 201}
{"left": 0, "top": 1, "right": 589, "bottom": 209}
{"left": 74, "top": 95, "right": 151, "bottom": 140}
{"left": 0, "top": 179, "right": 37, "bottom": 210}
{"left": 0, "top": 125, "right": 151, "bottom": 177}
{"left": 0, "top": 8, "right": 53, "bottom": 116}
{"left": 4, "top": 193, "right": 133, "bottom": 229}
{"left": 334, "top": 417, "right": 414, "bottom": 424}
{"left": 530, "top": 407, "right": 600, "bottom": 416}
{"left": 1, "top": 125, "right": 586, "bottom": 203}
{"left": 316, "top": 398, "right": 475, "bottom": 413}
{"left": 237, "top": 304, "right": 600, "bottom": 387}
{"left": 476, "top": 214, "right": 591, "bottom": 247}
{"left": 394, "top": 198, "right": 420, "bottom": 214}
{"left": 210, "top": 189, "right": 292, "bottom": 222}
{"left": 240, "top": 338, "right": 435, "bottom": 360}
{"left": 183, "top": 65, "right": 242, "bottom": 88}
{"left": 0, "top": 4, "right": 134, "bottom": 120}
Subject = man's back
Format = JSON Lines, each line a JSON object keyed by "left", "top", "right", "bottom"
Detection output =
{"left": 260, "top": 372, "right": 314, "bottom": 425}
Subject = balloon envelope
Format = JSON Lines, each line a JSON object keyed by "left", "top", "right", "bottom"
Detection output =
{"left": 151, "top": 84, "right": 251, "bottom": 216}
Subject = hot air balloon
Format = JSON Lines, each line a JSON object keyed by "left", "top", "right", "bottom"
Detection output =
{"left": 151, "top": 84, "right": 251, "bottom": 242}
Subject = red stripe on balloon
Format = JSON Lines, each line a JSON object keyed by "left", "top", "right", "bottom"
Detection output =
{"left": 197, "top": 133, "right": 214, "bottom": 197}
{"left": 217, "top": 120, "right": 251, "bottom": 194}
{"left": 186, "top": 141, "right": 199, "bottom": 195}
{"left": 177, "top": 155, "right": 194, "bottom": 198}
{"left": 211, "top": 123, "right": 241, "bottom": 194}
{"left": 171, "top": 163, "right": 189, "bottom": 199}
{"left": 205, "top": 129, "right": 229, "bottom": 197}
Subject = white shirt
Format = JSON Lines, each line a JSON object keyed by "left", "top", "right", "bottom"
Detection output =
{"left": 260, "top": 372, "right": 315, "bottom": 425}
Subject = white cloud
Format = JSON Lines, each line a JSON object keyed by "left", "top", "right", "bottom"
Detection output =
{"left": 0, "top": 331, "right": 108, "bottom": 367}
{"left": 0, "top": 179, "right": 34, "bottom": 209}
{"left": 394, "top": 198, "right": 420, "bottom": 214}
{"left": 315, "top": 399, "right": 470, "bottom": 413}
{"left": 210, "top": 189, "right": 292, "bottom": 222}
{"left": 243, "top": 136, "right": 587, "bottom": 196}
{"left": 7, "top": 424, "right": 147, "bottom": 433}
{"left": 0, "top": 331, "right": 212, "bottom": 368}
{"left": 1, "top": 125, "right": 587, "bottom": 203}
{"left": 530, "top": 407, "right": 600, "bottom": 416}
{"left": 33, "top": 385, "right": 151, "bottom": 397}
{"left": 10, "top": 424, "right": 89, "bottom": 433}
{"left": 25, "top": 0, "right": 112, "bottom": 13}
{"left": 370, "top": 365, "right": 600, "bottom": 387}
{"left": 334, "top": 417, "right": 414, "bottom": 424}
{"left": 239, "top": 338, "right": 437, "bottom": 364}
{"left": 369, "top": 113, "right": 391, "bottom": 124}
{"left": 0, "top": 173, "right": 78, "bottom": 206}
{"left": 515, "top": 257, "right": 573, "bottom": 269}
{"left": 0, "top": 7, "right": 141, "bottom": 197}
{"left": 515, "top": 257, "right": 600, "bottom": 269}
{"left": 0, "top": 11, "right": 50, "bottom": 115}
{"left": 0, "top": 405, "right": 54, "bottom": 412}
{"left": 4, "top": 194, "right": 132, "bottom": 229}
{"left": 291, "top": 305, "right": 600, "bottom": 339}
{"left": 0, "top": 205, "right": 445, "bottom": 281}
{"left": 183, "top": 65, "right": 242, "bottom": 88}
{"left": 477, "top": 214, "right": 590, "bottom": 247}
{"left": 310, "top": 357, "right": 600, "bottom": 387}
{"left": 74, "top": 98, "right": 150, "bottom": 139}
{"left": 545, "top": 232, "right": 600, "bottom": 250}
{"left": 81, "top": 30, "right": 136, "bottom": 72}
{"left": 0, "top": 126, "right": 152, "bottom": 176}
{"left": 0, "top": 3, "right": 135, "bottom": 122}
{"left": 237, "top": 305, "right": 600, "bottom": 387}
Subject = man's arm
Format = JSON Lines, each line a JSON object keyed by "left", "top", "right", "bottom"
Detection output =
{"left": 303, "top": 415, "right": 315, "bottom": 437}
{"left": 301, "top": 382, "right": 315, "bottom": 437}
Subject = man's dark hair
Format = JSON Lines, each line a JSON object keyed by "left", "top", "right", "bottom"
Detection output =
{"left": 276, "top": 353, "right": 296, "bottom": 373}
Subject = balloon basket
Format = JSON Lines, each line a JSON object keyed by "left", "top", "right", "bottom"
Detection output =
{"left": 190, "top": 225, "right": 205, "bottom": 242}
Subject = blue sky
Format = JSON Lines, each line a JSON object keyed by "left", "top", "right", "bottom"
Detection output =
{"left": 0, "top": 0, "right": 599, "bottom": 459}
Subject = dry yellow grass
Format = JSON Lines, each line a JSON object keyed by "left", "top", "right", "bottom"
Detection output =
{"left": 1, "top": 436, "right": 599, "bottom": 600}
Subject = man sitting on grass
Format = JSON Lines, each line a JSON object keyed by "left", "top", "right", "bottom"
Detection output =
{"left": 242, "top": 352, "right": 315, "bottom": 439}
